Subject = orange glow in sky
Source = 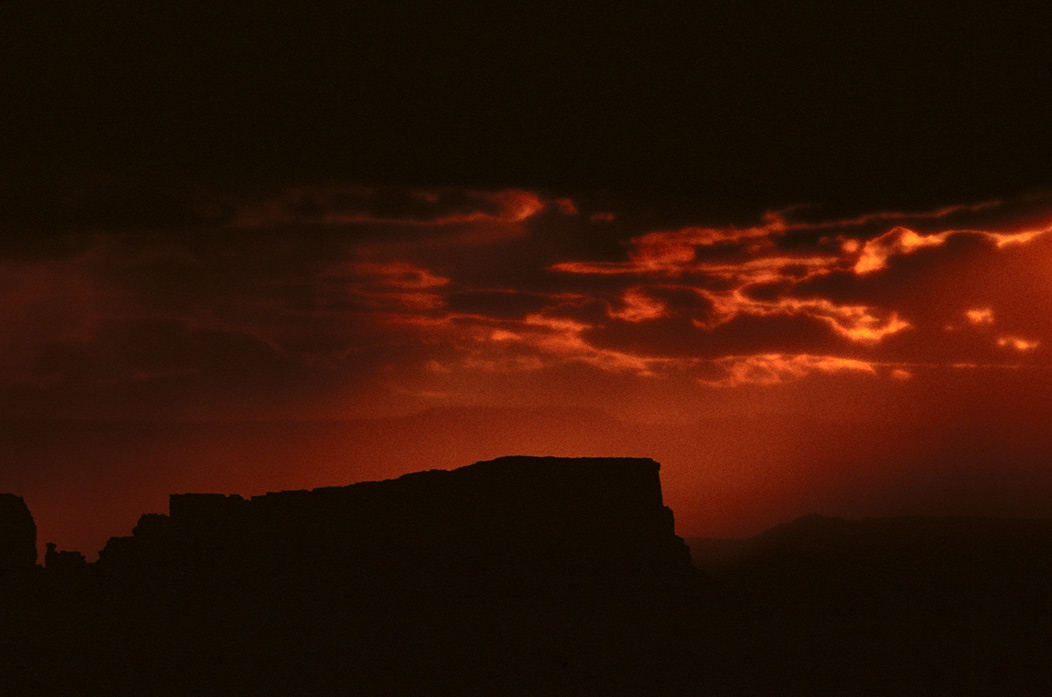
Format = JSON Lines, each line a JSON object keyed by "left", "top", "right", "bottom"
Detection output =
{"left": 5, "top": 188, "right": 1052, "bottom": 558}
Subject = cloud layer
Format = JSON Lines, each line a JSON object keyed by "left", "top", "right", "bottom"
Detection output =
{"left": 2, "top": 186, "right": 1051, "bottom": 420}
{"left": 7, "top": 185, "right": 1052, "bottom": 559}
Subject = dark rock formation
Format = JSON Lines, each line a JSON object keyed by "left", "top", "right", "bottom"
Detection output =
{"left": 8, "top": 461, "right": 1052, "bottom": 695}
{"left": 98, "top": 456, "right": 696, "bottom": 587}
{"left": 38, "top": 456, "right": 704, "bottom": 696}
{"left": 45, "top": 542, "right": 87, "bottom": 571}
{"left": 0, "top": 493, "right": 37, "bottom": 573}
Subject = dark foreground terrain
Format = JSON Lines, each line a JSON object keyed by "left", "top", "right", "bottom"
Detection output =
{"left": 3, "top": 456, "right": 1052, "bottom": 696}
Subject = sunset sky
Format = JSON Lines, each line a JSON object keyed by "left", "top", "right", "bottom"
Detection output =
{"left": 4, "top": 2, "right": 1052, "bottom": 557}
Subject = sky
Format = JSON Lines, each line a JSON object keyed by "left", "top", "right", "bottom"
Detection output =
{"left": 3, "top": 2, "right": 1052, "bottom": 557}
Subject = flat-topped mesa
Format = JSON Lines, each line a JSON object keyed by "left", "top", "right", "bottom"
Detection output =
{"left": 0, "top": 494, "right": 37, "bottom": 575}
{"left": 99, "top": 456, "right": 695, "bottom": 585}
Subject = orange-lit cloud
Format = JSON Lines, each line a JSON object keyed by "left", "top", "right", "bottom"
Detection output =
{"left": 536, "top": 194, "right": 1052, "bottom": 391}
{"left": 700, "top": 353, "right": 878, "bottom": 387}
{"left": 610, "top": 288, "right": 668, "bottom": 322}
{"left": 998, "top": 336, "right": 1040, "bottom": 352}
{"left": 516, "top": 313, "right": 664, "bottom": 375}
{"left": 555, "top": 198, "right": 578, "bottom": 215}
{"left": 965, "top": 308, "right": 994, "bottom": 325}
{"left": 696, "top": 294, "right": 910, "bottom": 344}
{"left": 850, "top": 220, "right": 1052, "bottom": 275}
{"left": 338, "top": 261, "right": 450, "bottom": 290}
{"left": 628, "top": 210, "right": 791, "bottom": 265}
{"left": 3, "top": 187, "right": 1052, "bottom": 423}
{"left": 325, "top": 261, "right": 451, "bottom": 311}
{"left": 852, "top": 227, "right": 948, "bottom": 274}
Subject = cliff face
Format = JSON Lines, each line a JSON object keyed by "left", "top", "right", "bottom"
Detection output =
{"left": 99, "top": 456, "right": 694, "bottom": 585}
{"left": 4, "top": 458, "right": 711, "bottom": 697}
{"left": 0, "top": 493, "right": 37, "bottom": 573}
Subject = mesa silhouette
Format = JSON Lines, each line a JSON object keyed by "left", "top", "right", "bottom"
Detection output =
{"left": 5, "top": 457, "right": 1052, "bottom": 696}
{"left": 1, "top": 456, "right": 706, "bottom": 696}
{"left": 95, "top": 455, "right": 695, "bottom": 585}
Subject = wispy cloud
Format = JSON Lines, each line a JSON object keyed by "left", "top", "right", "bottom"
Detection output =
{"left": 233, "top": 186, "right": 548, "bottom": 228}
{"left": 699, "top": 354, "right": 878, "bottom": 387}
{"left": 3, "top": 187, "right": 1052, "bottom": 419}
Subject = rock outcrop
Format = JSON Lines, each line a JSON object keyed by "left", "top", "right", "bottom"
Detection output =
{"left": 44, "top": 543, "right": 87, "bottom": 571}
{"left": 0, "top": 493, "right": 37, "bottom": 574}
{"left": 5, "top": 457, "right": 710, "bottom": 696}
{"left": 10, "top": 461, "right": 1052, "bottom": 695}
{"left": 98, "top": 456, "right": 695, "bottom": 587}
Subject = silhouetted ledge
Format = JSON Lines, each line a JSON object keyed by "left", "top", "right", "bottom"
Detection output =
{"left": 3, "top": 458, "right": 720, "bottom": 697}
{"left": 0, "top": 493, "right": 36, "bottom": 574}
{"left": 7, "top": 471, "right": 1052, "bottom": 695}
{"left": 97, "top": 456, "right": 696, "bottom": 588}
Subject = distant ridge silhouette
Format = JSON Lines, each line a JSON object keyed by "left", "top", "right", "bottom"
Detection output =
{"left": 4, "top": 460, "right": 1052, "bottom": 695}
{"left": 687, "top": 514, "right": 1052, "bottom": 695}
